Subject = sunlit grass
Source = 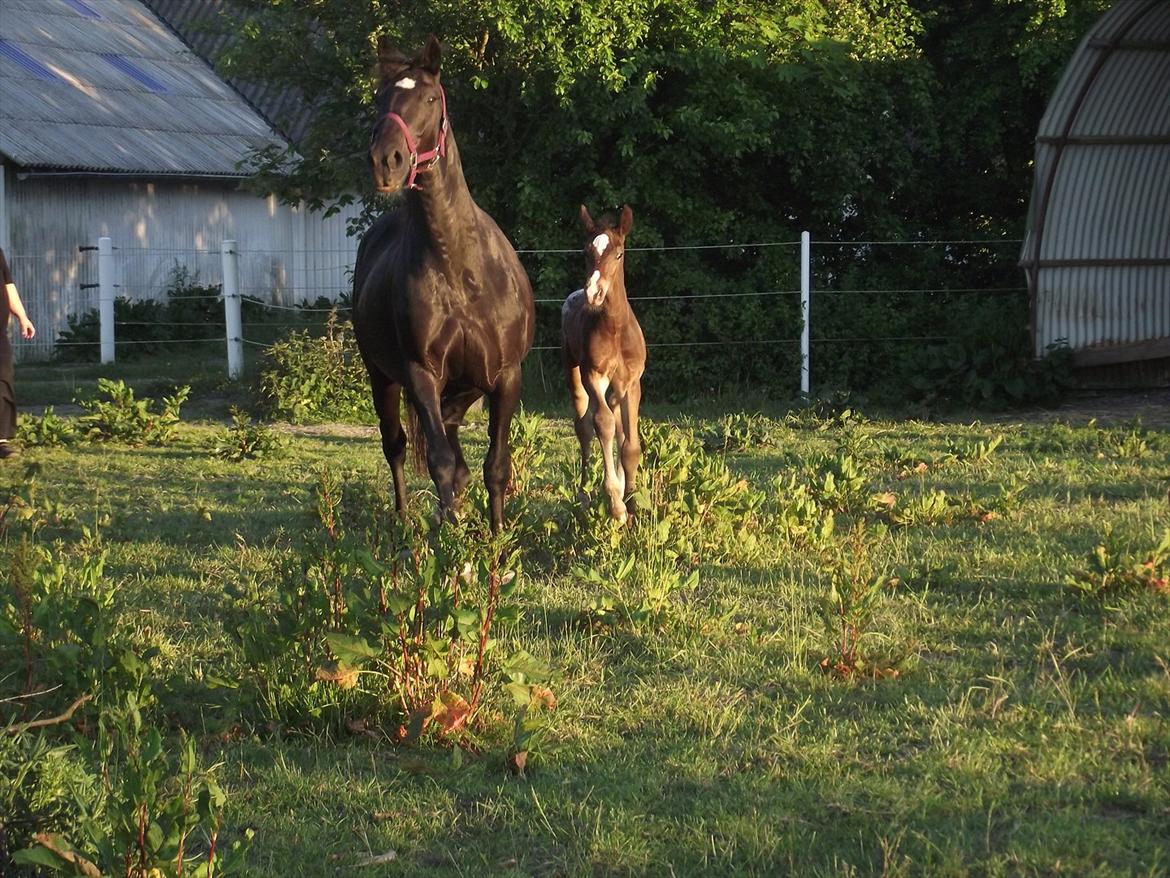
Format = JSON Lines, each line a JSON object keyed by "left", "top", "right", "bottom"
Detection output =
{"left": 2, "top": 400, "right": 1168, "bottom": 877}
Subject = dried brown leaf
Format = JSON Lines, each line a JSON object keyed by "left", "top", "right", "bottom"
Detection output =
{"left": 32, "top": 834, "right": 101, "bottom": 878}
{"left": 508, "top": 749, "right": 528, "bottom": 776}
{"left": 316, "top": 660, "right": 359, "bottom": 690}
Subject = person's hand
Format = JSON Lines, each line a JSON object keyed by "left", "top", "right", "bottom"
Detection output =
{"left": 19, "top": 317, "right": 35, "bottom": 339}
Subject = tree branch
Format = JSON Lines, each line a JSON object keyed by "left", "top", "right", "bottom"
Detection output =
{"left": 4, "top": 693, "right": 92, "bottom": 735}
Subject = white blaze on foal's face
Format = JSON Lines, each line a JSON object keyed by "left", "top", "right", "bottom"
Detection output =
{"left": 585, "top": 233, "right": 612, "bottom": 306}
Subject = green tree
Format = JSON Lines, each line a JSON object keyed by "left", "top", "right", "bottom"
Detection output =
{"left": 217, "top": 0, "right": 1107, "bottom": 399}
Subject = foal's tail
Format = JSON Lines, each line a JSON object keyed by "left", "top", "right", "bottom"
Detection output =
{"left": 403, "top": 399, "right": 428, "bottom": 475}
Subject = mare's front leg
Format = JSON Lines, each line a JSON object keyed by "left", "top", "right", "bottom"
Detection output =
{"left": 370, "top": 373, "right": 408, "bottom": 513}
{"left": 586, "top": 372, "right": 626, "bottom": 523}
{"left": 406, "top": 365, "right": 459, "bottom": 523}
{"left": 484, "top": 366, "right": 523, "bottom": 533}
{"left": 565, "top": 363, "right": 593, "bottom": 507}
{"left": 442, "top": 390, "right": 482, "bottom": 505}
{"left": 619, "top": 381, "right": 643, "bottom": 516}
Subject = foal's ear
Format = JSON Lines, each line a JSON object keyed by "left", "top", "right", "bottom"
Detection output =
{"left": 375, "top": 35, "right": 409, "bottom": 83}
{"left": 619, "top": 204, "right": 634, "bottom": 238}
{"left": 418, "top": 34, "right": 443, "bottom": 75}
{"left": 579, "top": 204, "right": 595, "bottom": 231}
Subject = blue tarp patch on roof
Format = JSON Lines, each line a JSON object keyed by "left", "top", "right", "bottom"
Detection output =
{"left": 63, "top": 0, "right": 102, "bottom": 19}
{"left": 0, "top": 39, "right": 58, "bottom": 81}
{"left": 99, "top": 53, "right": 168, "bottom": 93}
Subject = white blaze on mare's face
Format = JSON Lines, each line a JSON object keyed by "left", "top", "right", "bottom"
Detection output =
{"left": 395, "top": 77, "right": 417, "bottom": 89}
{"left": 592, "top": 233, "right": 610, "bottom": 257}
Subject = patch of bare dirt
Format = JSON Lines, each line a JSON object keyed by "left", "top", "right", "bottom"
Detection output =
{"left": 989, "top": 388, "right": 1170, "bottom": 429}
{"left": 278, "top": 423, "right": 378, "bottom": 438}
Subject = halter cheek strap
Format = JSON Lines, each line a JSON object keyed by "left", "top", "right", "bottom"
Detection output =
{"left": 382, "top": 85, "right": 448, "bottom": 190}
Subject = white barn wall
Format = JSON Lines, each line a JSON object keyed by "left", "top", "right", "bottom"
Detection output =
{"left": 4, "top": 172, "right": 359, "bottom": 359}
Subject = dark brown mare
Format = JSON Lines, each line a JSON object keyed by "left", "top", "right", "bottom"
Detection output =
{"left": 353, "top": 36, "right": 535, "bottom": 532}
{"left": 561, "top": 205, "right": 647, "bottom": 523}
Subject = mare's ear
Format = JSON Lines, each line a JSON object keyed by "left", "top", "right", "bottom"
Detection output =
{"left": 579, "top": 204, "right": 595, "bottom": 231}
{"left": 376, "top": 35, "right": 409, "bottom": 83}
{"left": 618, "top": 204, "right": 633, "bottom": 238}
{"left": 418, "top": 34, "right": 442, "bottom": 75}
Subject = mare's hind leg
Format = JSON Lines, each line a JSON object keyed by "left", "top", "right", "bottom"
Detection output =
{"left": 565, "top": 364, "right": 593, "bottom": 506}
{"left": 484, "top": 366, "right": 523, "bottom": 534}
{"left": 370, "top": 373, "right": 408, "bottom": 513}
{"left": 405, "top": 365, "right": 459, "bottom": 523}
{"left": 442, "top": 390, "right": 482, "bottom": 504}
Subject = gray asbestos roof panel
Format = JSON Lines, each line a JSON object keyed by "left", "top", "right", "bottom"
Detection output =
{"left": 0, "top": 0, "right": 285, "bottom": 174}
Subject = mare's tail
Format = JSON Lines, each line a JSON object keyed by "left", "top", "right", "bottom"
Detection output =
{"left": 403, "top": 398, "right": 428, "bottom": 475}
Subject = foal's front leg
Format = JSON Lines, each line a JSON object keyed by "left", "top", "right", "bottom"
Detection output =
{"left": 566, "top": 364, "right": 593, "bottom": 508}
{"left": 586, "top": 372, "right": 626, "bottom": 523}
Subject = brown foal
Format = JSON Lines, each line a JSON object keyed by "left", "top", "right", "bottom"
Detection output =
{"left": 561, "top": 204, "right": 647, "bottom": 522}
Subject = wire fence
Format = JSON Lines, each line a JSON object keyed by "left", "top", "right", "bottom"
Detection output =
{"left": 12, "top": 233, "right": 1027, "bottom": 395}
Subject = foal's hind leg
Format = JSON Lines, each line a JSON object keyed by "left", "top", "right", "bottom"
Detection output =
{"left": 484, "top": 366, "right": 523, "bottom": 534}
{"left": 370, "top": 374, "right": 408, "bottom": 513}
{"left": 619, "top": 381, "right": 643, "bottom": 516}
{"left": 565, "top": 364, "right": 593, "bottom": 507}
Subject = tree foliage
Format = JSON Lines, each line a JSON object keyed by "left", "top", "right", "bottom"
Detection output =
{"left": 218, "top": 0, "right": 1109, "bottom": 400}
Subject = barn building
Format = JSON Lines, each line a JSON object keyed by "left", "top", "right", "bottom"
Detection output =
{"left": 0, "top": 0, "right": 359, "bottom": 360}
{"left": 1020, "top": 0, "right": 1170, "bottom": 382}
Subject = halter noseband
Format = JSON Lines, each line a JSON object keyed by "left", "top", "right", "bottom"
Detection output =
{"left": 381, "top": 85, "right": 448, "bottom": 190}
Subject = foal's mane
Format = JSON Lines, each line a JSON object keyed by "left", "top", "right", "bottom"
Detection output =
{"left": 591, "top": 212, "right": 623, "bottom": 233}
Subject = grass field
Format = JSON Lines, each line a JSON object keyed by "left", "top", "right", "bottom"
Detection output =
{"left": 2, "top": 374, "right": 1169, "bottom": 877}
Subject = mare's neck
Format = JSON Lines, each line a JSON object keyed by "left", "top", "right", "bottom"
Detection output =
{"left": 405, "top": 130, "right": 476, "bottom": 254}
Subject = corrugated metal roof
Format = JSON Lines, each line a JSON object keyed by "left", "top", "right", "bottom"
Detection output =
{"left": 1021, "top": 0, "right": 1170, "bottom": 359}
{"left": 0, "top": 0, "right": 285, "bottom": 175}
{"left": 141, "top": 0, "right": 315, "bottom": 144}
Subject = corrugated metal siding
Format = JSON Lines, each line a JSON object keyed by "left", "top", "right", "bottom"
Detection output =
{"left": 1021, "top": 0, "right": 1170, "bottom": 358}
{"left": 4, "top": 173, "right": 360, "bottom": 360}
{"left": 0, "top": 0, "right": 283, "bottom": 174}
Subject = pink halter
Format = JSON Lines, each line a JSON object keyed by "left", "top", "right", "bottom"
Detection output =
{"left": 382, "top": 85, "right": 448, "bottom": 190}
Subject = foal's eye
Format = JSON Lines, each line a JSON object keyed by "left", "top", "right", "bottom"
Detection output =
{"left": 615, "top": 252, "right": 624, "bottom": 261}
{"left": 427, "top": 96, "right": 437, "bottom": 103}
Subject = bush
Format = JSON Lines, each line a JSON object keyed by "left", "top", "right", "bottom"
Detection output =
{"left": 222, "top": 468, "right": 549, "bottom": 747}
{"left": 16, "top": 407, "right": 78, "bottom": 448}
{"left": 258, "top": 312, "right": 373, "bottom": 424}
{"left": 54, "top": 268, "right": 224, "bottom": 362}
{"left": 78, "top": 379, "right": 189, "bottom": 445}
{"left": 209, "top": 408, "right": 287, "bottom": 461}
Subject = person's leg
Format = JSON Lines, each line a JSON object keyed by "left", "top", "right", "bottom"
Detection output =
{"left": 0, "top": 332, "right": 16, "bottom": 456}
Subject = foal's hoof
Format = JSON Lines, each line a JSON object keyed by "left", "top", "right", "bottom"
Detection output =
{"left": 609, "top": 505, "right": 628, "bottom": 525}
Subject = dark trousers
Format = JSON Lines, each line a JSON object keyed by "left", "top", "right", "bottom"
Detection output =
{"left": 0, "top": 330, "right": 14, "bottom": 440}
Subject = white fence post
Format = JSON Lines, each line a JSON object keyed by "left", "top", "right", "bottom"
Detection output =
{"left": 98, "top": 236, "right": 115, "bottom": 365}
{"left": 800, "top": 230, "right": 810, "bottom": 399}
{"left": 221, "top": 240, "right": 243, "bottom": 379}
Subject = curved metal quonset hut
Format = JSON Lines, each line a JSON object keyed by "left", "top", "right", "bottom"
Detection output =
{"left": 1020, "top": 0, "right": 1170, "bottom": 372}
